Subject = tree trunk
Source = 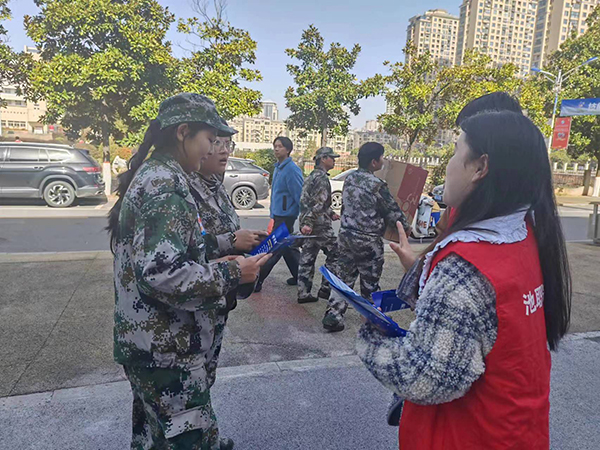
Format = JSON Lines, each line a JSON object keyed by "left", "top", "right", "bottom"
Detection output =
{"left": 101, "top": 121, "right": 112, "bottom": 196}
{"left": 321, "top": 126, "right": 328, "bottom": 148}
{"left": 593, "top": 157, "right": 600, "bottom": 197}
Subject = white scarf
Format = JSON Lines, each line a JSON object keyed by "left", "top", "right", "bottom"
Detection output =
{"left": 418, "top": 208, "right": 531, "bottom": 295}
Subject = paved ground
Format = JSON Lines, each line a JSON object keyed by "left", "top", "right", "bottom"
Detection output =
{"left": 0, "top": 205, "right": 593, "bottom": 253}
{"left": 1, "top": 242, "right": 599, "bottom": 398}
{"left": 2, "top": 332, "right": 599, "bottom": 450}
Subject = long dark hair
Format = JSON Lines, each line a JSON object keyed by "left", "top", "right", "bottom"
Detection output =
{"left": 107, "top": 119, "right": 211, "bottom": 252}
{"left": 448, "top": 111, "right": 571, "bottom": 350}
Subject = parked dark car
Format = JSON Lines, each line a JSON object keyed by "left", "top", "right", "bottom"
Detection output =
{"left": 0, "top": 142, "right": 105, "bottom": 207}
{"left": 223, "top": 157, "right": 270, "bottom": 210}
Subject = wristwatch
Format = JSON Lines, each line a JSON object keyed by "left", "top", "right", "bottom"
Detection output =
{"left": 230, "top": 232, "right": 237, "bottom": 246}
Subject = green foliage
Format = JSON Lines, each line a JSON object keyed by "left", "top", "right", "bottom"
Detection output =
{"left": 177, "top": 1, "right": 262, "bottom": 121}
{"left": 0, "top": 1, "right": 33, "bottom": 107}
{"left": 24, "top": 0, "right": 176, "bottom": 161}
{"left": 379, "top": 44, "right": 539, "bottom": 157}
{"left": 539, "top": 6, "right": 600, "bottom": 171}
{"left": 284, "top": 25, "right": 384, "bottom": 146}
{"left": 550, "top": 148, "right": 571, "bottom": 164}
{"left": 429, "top": 145, "right": 454, "bottom": 187}
{"left": 246, "top": 148, "right": 276, "bottom": 181}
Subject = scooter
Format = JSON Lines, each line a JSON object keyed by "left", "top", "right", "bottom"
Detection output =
{"left": 410, "top": 195, "right": 443, "bottom": 240}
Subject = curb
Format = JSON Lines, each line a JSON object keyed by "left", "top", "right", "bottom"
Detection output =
{"left": 0, "top": 251, "right": 112, "bottom": 263}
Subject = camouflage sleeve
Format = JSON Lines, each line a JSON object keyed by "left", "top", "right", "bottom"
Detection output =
{"left": 203, "top": 233, "right": 235, "bottom": 259}
{"left": 378, "top": 183, "right": 410, "bottom": 231}
{"left": 133, "top": 193, "right": 241, "bottom": 311}
{"left": 301, "top": 174, "right": 330, "bottom": 229}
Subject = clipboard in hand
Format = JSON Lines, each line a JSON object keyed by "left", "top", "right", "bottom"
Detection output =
{"left": 319, "top": 266, "right": 408, "bottom": 337}
{"left": 250, "top": 223, "right": 317, "bottom": 256}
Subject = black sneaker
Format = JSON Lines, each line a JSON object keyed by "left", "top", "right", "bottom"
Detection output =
{"left": 322, "top": 314, "right": 345, "bottom": 332}
{"left": 220, "top": 438, "right": 234, "bottom": 450}
{"left": 287, "top": 277, "right": 298, "bottom": 286}
{"left": 254, "top": 281, "right": 263, "bottom": 293}
{"left": 317, "top": 287, "right": 331, "bottom": 299}
{"left": 298, "top": 295, "right": 319, "bottom": 304}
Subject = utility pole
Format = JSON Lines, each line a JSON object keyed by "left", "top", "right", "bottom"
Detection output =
{"left": 531, "top": 56, "right": 598, "bottom": 151}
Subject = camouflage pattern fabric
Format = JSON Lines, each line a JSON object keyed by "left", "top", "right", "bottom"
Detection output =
{"left": 113, "top": 152, "right": 241, "bottom": 446}
{"left": 324, "top": 168, "right": 408, "bottom": 326}
{"left": 298, "top": 167, "right": 339, "bottom": 299}
{"left": 189, "top": 172, "right": 241, "bottom": 389}
{"left": 157, "top": 93, "right": 237, "bottom": 137}
{"left": 324, "top": 229, "right": 385, "bottom": 325}
{"left": 298, "top": 232, "right": 338, "bottom": 299}
{"left": 125, "top": 365, "right": 221, "bottom": 449}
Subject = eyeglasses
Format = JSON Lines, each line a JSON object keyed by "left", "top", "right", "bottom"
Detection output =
{"left": 214, "top": 139, "right": 236, "bottom": 153}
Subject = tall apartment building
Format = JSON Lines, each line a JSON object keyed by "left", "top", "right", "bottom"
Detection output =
{"left": 532, "top": 0, "right": 600, "bottom": 69}
{"left": 456, "top": 0, "right": 539, "bottom": 76}
{"left": 229, "top": 116, "right": 286, "bottom": 147}
{"left": 406, "top": 9, "right": 460, "bottom": 67}
{"left": 260, "top": 100, "right": 279, "bottom": 121}
{"left": 0, "top": 47, "right": 53, "bottom": 137}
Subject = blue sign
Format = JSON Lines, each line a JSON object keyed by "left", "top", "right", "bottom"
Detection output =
{"left": 561, "top": 98, "right": 600, "bottom": 117}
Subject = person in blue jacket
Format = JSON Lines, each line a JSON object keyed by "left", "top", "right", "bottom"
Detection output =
{"left": 255, "top": 136, "right": 304, "bottom": 292}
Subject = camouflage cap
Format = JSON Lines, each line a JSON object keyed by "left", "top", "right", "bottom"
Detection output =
{"left": 314, "top": 147, "right": 340, "bottom": 160}
{"left": 157, "top": 93, "right": 238, "bottom": 137}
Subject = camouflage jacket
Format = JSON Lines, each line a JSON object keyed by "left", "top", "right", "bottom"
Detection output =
{"left": 189, "top": 173, "right": 241, "bottom": 259}
{"left": 299, "top": 167, "right": 336, "bottom": 233}
{"left": 340, "top": 168, "right": 409, "bottom": 238}
{"left": 113, "top": 152, "right": 241, "bottom": 369}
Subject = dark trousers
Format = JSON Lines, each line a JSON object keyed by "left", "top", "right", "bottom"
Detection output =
{"left": 258, "top": 215, "right": 300, "bottom": 284}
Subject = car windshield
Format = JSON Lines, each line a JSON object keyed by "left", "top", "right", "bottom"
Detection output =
{"left": 332, "top": 169, "right": 356, "bottom": 181}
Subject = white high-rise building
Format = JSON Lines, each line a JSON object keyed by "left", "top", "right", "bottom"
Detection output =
{"left": 532, "top": 0, "right": 600, "bottom": 69}
{"left": 456, "top": 0, "right": 539, "bottom": 77}
{"left": 406, "top": 9, "right": 460, "bottom": 68}
{"left": 260, "top": 101, "right": 279, "bottom": 121}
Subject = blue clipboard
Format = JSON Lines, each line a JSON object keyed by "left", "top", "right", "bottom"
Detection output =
{"left": 250, "top": 223, "right": 317, "bottom": 256}
{"left": 319, "top": 266, "right": 408, "bottom": 337}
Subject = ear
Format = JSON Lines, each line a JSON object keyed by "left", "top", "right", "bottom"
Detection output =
{"left": 176, "top": 123, "right": 189, "bottom": 142}
{"left": 472, "top": 154, "right": 489, "bottom": 182}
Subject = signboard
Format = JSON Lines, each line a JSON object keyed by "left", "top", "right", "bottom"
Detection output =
{"left": 374, "top": 160, "right": 428, "bottom": 242}
{"left": 552, "top": 117, "right": 572, "bottom": 150}
{"left": 560, "top": 98, "right": 600, "bottom": 117}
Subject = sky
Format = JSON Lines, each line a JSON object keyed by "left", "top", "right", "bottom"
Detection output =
{"left": 4, "top": 0, "right": 460, "bottom": 128}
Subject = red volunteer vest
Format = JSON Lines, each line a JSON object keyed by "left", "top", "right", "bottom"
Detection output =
{"left": 399, "top": 226, "right": 551, "bottom": 450}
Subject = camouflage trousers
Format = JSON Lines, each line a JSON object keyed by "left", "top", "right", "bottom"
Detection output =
{"left": 298, "top": 230, "right": 339, "bottom": 299}
{"left": 325, "top": 229, "right": 384, "bottom": 325}
{"left": 124, "top": 365, "right": 221, "bottom": 450}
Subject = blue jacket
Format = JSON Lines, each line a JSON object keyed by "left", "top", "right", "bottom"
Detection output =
{"left": 270, "top": 157, "right": 304, "bottom": 218}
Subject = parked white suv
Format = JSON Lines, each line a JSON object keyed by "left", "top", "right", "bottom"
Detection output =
{"left": 330, "top": 168, "right": 356, "bottom": 210}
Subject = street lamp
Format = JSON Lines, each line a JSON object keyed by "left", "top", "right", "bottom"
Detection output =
{"left": 531, "top": 56, "right": 598, "bottom": 150}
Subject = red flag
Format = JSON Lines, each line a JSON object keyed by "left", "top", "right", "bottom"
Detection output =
{"left": 552, "top": 117, "right": 572, "bottom": 150}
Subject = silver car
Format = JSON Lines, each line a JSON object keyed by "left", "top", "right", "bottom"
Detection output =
{"left": 223, "top": 157, "right": 270, "bottom": 210}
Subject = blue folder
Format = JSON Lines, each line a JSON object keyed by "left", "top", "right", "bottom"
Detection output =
{"left": 250, "top": 223, "right": 316, "bottom": 256}
{"left": 372, "top": 290, "right": 412, "bottom": 313}
{"left": 319, "top": 266, "right": 408, "bottom": 337}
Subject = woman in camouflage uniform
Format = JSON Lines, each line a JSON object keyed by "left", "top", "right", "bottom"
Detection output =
{"left": 188, "top": 134, "right": 267, "bottom": 390}
{"left": 107, "top": 93, "right": 270, "bottom": 450}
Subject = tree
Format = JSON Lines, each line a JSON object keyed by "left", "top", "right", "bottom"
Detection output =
{"left": 539, "top": 6, "right": 600, "bottom": 190}
{"left": 285, "top": 25, "right": 383, "bottom": 147}
{"left": 24, "top": 0, "right": 176, "bottom": 163}
{"left": 0, "top": 1, "right": 33, "bottom": 108}
{"left": 176, "top": 0, "right": 262, "bottom": 120}
{"left": 379, "top": 45, "right": 530, "bottom": 158}
{"left": 378, "top": 44, "right": 440, "bottom": 156}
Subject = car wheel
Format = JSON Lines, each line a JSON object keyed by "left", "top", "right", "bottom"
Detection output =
{"left": 43, "top": 181, "right": 76, "bottom": 208}
{"left": 331, "top": 191, "right": 343, "bottom": 210}
{"left": 232, "top": 186, "right": 257, "bottom": 210}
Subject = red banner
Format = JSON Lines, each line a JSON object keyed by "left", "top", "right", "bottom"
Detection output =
{"left": 552, "top": 117, "right": 572, "bottom": 149}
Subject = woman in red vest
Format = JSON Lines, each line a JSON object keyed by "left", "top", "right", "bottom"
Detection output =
{"left": 357, "top": 110, "right": 572, "bottom": 450}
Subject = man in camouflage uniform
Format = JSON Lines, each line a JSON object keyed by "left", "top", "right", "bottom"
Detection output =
{"left": 297, "top": 147, "right": 341, "bottom": 304}
{"left": 322, "top": 142, "right": 410, "bottom": 332}
{"left": 113, "top": 94, "right": 248, "bottom": 450}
